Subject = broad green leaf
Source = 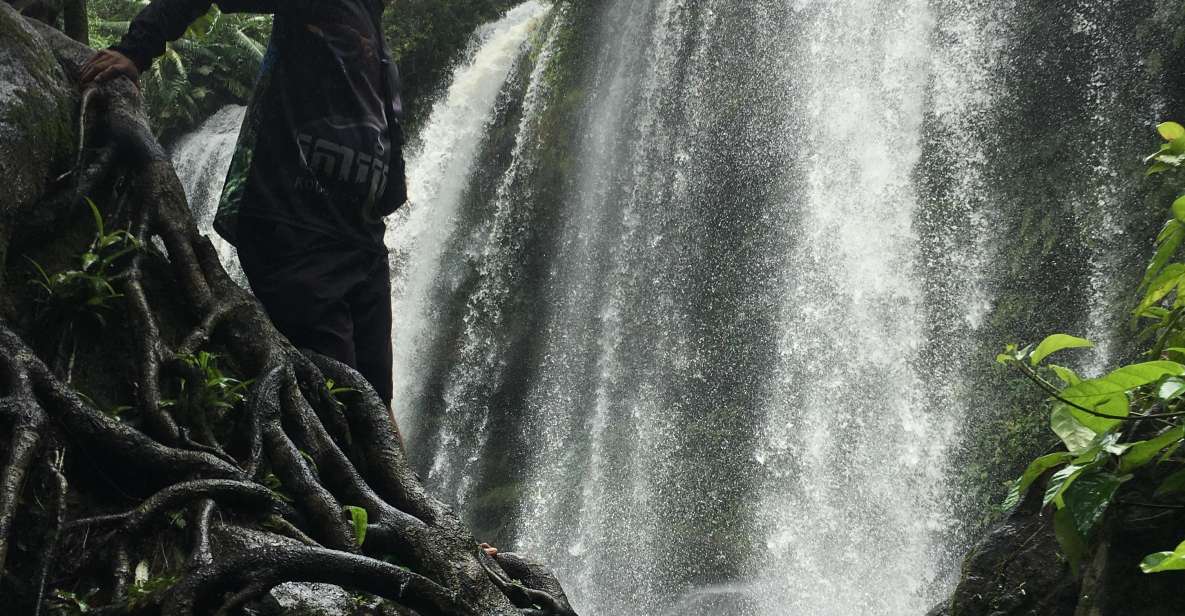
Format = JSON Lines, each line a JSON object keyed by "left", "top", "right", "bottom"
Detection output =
{"left": 1054, "top": 507, "right": 1087, "bottom": 576}
{"left": 1140, "top": 540, "right": 1185, "bottom": 573}
{"left": 1049, "top": 364, "right": 1081, "bottom": 386}
{"left": 344, "top": 505, "right": 368, "bottom": 546}
{"left": 1051, "top": 405, "right": 1097, "bottom": 454}
{"left": 1062, "top": 470, "right": 1125, "bottom": 536}
{"left": 1071, "top": 394, "right": 1129, "bottom": 434}
{"left": 1121, "top": 427, "right": 1185, "bottom": 473}
{"left": 1142, "top": 221, "right": 1185, "bottom": 289}
{"left": 1002, "top": 451, "right": 1073, "bottom": 510}
{"left": 1139, "top": 263, "right": 1185, "bottom": 312}
{"left": 1030, "top": 334, "right": 1094, "bottom": 366}
{"left": 1174, "top": 195, "right": 1185, "bottom": 223}
{"left": 1159, "top": 122, "right": 1185, "bottom": 141}
{"left": 1044, "top": 462, "right": 1091, "bottom": 508}
{"left": 1155, "top": 467, "right": 1185, "bottom": 496}
{"left": 1061, "top": 361, "right": 1185, "bottom": 431}
{"left": 1101, "top": 361, "right": 1185, "bottom": 389}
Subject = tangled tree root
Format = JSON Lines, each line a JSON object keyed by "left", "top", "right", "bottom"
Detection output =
{"left": 0, "top": 14, "right": 577, "bottom": 616}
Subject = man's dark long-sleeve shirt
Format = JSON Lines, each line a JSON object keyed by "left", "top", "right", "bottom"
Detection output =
{"left": 113, "top": 0, "right": 406, "bottom": 253}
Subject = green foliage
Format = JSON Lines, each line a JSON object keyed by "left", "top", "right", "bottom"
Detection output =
{"left": 28, "top": 198, "right": 139, "bottom": 328}
{"left": 324, "top": 378, "right": 357, "bottom": 412}
{"left": 88, "top": 0, "right": 270, "bottom": 139}
{"left": 996, "top": 123, "right": 1185, "bottom": 575}
{"left": 163, "top": 351, "right": 250, "bottom": 418}
{"left": 344, "top": 505, "right": 368, "bottom": 546}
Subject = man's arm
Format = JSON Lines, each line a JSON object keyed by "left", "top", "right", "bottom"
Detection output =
{"left": 80, "top": 0, "right": 279, "bottom": 86}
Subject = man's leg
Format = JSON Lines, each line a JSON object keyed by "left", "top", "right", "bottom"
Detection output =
{"left": 237, "top": 219, "right": 360, "bottom": 369}
{"left": 348, "top": 252, "right": 394, "bottom": 406}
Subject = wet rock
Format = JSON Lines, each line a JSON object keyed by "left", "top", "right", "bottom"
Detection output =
{"left": 251, "top": 582, "right": 418, "bottom": 616}
{"left": 267, "top": 582, "right": 355, "bottom": 615}
{"left": 1073, "top": 504, "right": 1185, "bottom": 616}
{"left": 945, "top": 477, "right": 1077, "bottom": 616}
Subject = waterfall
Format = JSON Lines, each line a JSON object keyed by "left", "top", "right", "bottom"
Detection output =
{"left": 386, "top": 0, "right": 555, "bottom": 501}
{"left": 168, "top": 1, "right": 1185, "bottom": 615}
{"left": 397, "top": 1, "right": 1178, "bottom": 614}
{"left": 170, "top": 104, "right": 247, "bottom": 282}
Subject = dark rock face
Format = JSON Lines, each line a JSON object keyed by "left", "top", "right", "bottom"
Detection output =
{"left": 937, "top": 476, "right": 1185, "bottom": 616}
{"left": 934, "top": 477, "right": 1077, "bottom": 616}
{"left": 1074, "top": 505, "right": 1185, "bottom": 616}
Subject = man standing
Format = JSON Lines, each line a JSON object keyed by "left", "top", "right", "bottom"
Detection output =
{"left": 80, "top": 0, "right": 407, "bottom": 407}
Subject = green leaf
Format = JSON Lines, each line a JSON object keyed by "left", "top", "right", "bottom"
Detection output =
{"left": 344, "top": 505, "right": 368, "bottom": 546}
{"left": 1044, "top": 462, "right": 1091, "bottom": 508}
{"left": 1054, "top": 507, "right": 1087, "bottom": 576}
{"left": 1070, "top": 394, "right": 1129, "bottom": 434}
{"left": 85, "top": 197, "right": 105, "bottom": 238}
{"left": 1121, "top": 426, "right": 1185, "bottom": 473}
{"left": 1030, "top": 334, "right": 1094, "bottom": 366}
{"left": 1060, "top": 361, "right": 1185, "bottom": 431}
{"left": 1155, "top": 467, "right": 1185, "bottom": 496}
{"left": 1049, "top": 364, "right": 1081, "bottom": 386}
{"left": 1140, "top": 540, "right": 1185, "bottom": 573}
{"left": 1142, "top": 221, "right": 1185, "bottom": 289}
{"left": 1173, "top": 196, "right": 1185, "bottom": 224}
{"left": 1159, "top": 122, "right": 1185, "bottom": 141}
{"left": 1139, "top": 263, "right": 1185, "bottom": 312}
{"left": 1062, "top": 470, "right": 1125, "bottom": 536}
{"left": 1051, "top": 405, "right": 1098, "bottom": 454}
{"left": 1003, "top": 452, "right": 1073, "bottom": 510}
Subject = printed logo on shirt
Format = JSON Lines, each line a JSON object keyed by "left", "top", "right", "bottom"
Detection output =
{"left": 297, "top": 129, "right": 389, "bottom": 207}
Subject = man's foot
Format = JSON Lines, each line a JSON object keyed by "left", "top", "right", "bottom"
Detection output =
{"left": 480, "top": 543, "right": 498, "bottom": 557}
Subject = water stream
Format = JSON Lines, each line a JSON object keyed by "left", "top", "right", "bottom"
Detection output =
{"left": 174, "top": 1, "right": 1182, "bottom": 614}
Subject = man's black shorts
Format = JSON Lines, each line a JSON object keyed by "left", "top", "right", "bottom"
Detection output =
{"left": 237, "top": 217, "right": 393, "bottom": 405}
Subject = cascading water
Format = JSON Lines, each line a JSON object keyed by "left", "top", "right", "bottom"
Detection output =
{"left": 171, "top": 104, "right": 247, "bottom": 281}
{"left": 172, "top": 1, "right": 1185, "bottom": 614}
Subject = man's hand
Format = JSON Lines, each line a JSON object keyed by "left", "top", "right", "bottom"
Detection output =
{"left": 79, "top": 49, "right": 141, "bottom": 87}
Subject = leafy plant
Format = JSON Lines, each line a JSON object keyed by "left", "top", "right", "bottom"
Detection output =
{"left": 28, "top": 198, "right": 140, "bottom": 328}
{"left": 996, "top": 122, "right": 1185, "bottom": 575}
{"left": 88, "top": 0, "right": 271, "bottom": 138}
{"left": 324, "top": 378, "right": 358, "bottom": 412}
{"left": 163, "top": 351, "right": 250, "bottom": 418}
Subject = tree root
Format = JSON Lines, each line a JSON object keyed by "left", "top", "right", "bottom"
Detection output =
{"left": 0, "top": 15, "right": 578, "bottom": 616}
